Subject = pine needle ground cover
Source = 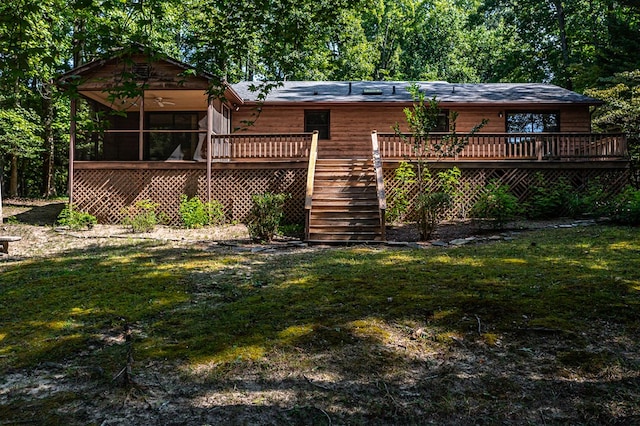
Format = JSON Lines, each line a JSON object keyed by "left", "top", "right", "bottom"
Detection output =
{"left": 1, "top": 226, "right": 639, "bottom": 424}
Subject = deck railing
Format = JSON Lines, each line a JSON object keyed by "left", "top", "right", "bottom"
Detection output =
{"left": 304, "top": 131, "right": 320, "bottom": 241}
{"left": 99, "top": 130, "right": 313, "bottom": 161}
{"left": 217, "top": 133, "right": 312, "bottom": 160}
{"left": 371, "top": 131, "right": 387, "bottom": 239}
{"left": 376, "top": 132, "right": 628, "bottom": 161}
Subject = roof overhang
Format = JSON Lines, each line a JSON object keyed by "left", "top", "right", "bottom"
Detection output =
{"left": 58, "top": 46, "right": 244, "bottom": 111}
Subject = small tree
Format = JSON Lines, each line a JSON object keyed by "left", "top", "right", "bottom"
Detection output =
{"left": 0, "top": 107, "right": 43, "bottom": 199}
{"left": 393, "top": 83, "right": 487, "bottom": 239}
{"left": 246, "top": 192, "right": 289, "bottom": 243}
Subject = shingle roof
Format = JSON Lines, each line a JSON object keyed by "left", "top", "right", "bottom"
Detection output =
{"left": 231, "top": 81, "right": 601, "bottom": 105}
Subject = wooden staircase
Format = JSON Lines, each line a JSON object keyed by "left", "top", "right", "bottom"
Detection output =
{"left": 306, "top": 159, "right": 385, "bottom": 242}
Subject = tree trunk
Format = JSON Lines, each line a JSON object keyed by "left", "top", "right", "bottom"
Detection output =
{"left": 42, "top": 82, "right": 56, "bottom": 197}
{"left": 553, "top": 0, "right": 572, "bottom": 90}
{"left": 10, "top": 154, "right": 18, "bottom": 198}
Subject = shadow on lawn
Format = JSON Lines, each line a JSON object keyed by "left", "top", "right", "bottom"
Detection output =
{"left": 1, "top": 227, "right": 640, "bottom": 423}
{"left": 4, "top": 200, "right": 65, "bottom": 225}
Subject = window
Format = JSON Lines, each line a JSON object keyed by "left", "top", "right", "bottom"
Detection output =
{"left": 435, "top": 110, "right": 449, "bottom": 132}
{"left": 147, "top": 112, "right": 199, "bottom": 160}
{"left": 506, "top": 112, "right": 559, "bottom": 133}
{"left": 304, "top": 110, "right": 330, "bottom": 139}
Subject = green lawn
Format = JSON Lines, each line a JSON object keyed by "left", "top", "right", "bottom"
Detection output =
{"left": 1, "top": 225, "right": 639, "bottom": 424}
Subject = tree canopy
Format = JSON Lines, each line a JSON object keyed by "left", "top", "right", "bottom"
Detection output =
{"left": 0, "top": 0, "right": 639, "bottom": 197}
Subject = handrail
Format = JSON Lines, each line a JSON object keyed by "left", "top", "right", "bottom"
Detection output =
{"left": 304, "top": 131, "right": 319, "bottom": 241}
{"left": 371, "top": 131, "right": 387, "bottom": 240}
{"left": 376, "top": 132, "right": 628, "bottom": 161}
{"left": 305, "top": 131, "right": 319, "bottom": 210}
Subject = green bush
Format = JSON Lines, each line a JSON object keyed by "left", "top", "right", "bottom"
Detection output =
{"left": 415, "top": 167, "right": 461, "bottom": 239}
{"left": 387, "top": 161, "right": 416, "bottom": 223}
{"left": 417, "top": 191, "right": 452, "bottom": 238}
{"left": 121, "top": 200, "right": 167, "bottom": 233}
{"left": 565, "top": 179, "right": 610, "bottom": 218}
{"left": 526, "top": 174, "right": 573, "bottom": 219}
{"left": 56, "top": 204, "right": 97, "bottom": 230}
{"left": 609, "top": 186, "right": 640, "bottom": 225}
{"left": 278, "top": 223, "right": 304, "bottom": 238}
{"left": 246, "top": 192, "right": 289, "bottom": 242}
{"left": 471, "top": 181, "right": 521, "bottom": 226}
{"left": 178, "top": 195, "right": 225, "bottom": 228}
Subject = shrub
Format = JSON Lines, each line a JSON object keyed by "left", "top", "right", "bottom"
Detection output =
{"left": 57, "top": 204, "right": 97, "bottom": 230}
{"left": 565, "top": 179, "right": 610, "bottom": 218}
{"left": 278, "top": 223, "right": 304, "bottom": 238}
{"left": 417, "top": 191, "right": 452, "bottom": 238}
{"left": 526, "top": 174, "right": 573, "bottom": 219}
{"left": 416, "top": 167, "right": 461, "bottom": 239}
{"left": 121, "top": 200, "right": 167, "bottom": 233}
{"left": 387, "top": 161, "right": 416, "bottom": 223}
{"left": 471, "top": 181, "right": 521, "bottom": 226}
{"left": 178, "top": 195, "right": 225, "bottom": 228}
{"left": 246, "top": 192, "right": 289, "bottom": 242}
{"left": 609, "top": 186, "right": 640, "bottom": 225}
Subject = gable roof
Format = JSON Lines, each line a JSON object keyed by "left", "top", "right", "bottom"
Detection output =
{"left": 232, "top": 81, "right": 601, "bottom": 106}
{"left": 58, "top": 45, "right": 244, "bottom": 107}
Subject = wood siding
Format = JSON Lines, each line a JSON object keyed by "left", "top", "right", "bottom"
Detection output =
{"left": 233, "top": 104, "right": 592, "bottom": 159}
{"left": 76, "top": 54, "right": 210, "bottom": 92}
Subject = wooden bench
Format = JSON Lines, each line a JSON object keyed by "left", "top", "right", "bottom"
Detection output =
{"left": 0, "top": 236, "right": 22, "bottom": 254}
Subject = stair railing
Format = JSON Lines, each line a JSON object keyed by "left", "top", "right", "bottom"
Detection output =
{"left": 371, "top": 130, "right": 387, "bottom": 240}
{"left": 304, "top": 131, "right": 319, "bottom": 241}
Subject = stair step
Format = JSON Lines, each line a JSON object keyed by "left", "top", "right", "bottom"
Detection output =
{"left": 308, "top": 234, "right": 384, "bottom": 242}
{"left": 309, "top": 220, "right": 381, "bottom": 227}
{"left": 311, "top": 198, "right": 378, "bottom": 209}
{"left": 307, "top": 158, "right": 384, "bottom": 242}
{"left": 310, "top": 211, "right": 380, "bottom": 218}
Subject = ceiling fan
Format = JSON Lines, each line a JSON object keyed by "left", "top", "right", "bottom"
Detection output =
{"left": 152, "top": 96, "right": 176, "bottom": 108}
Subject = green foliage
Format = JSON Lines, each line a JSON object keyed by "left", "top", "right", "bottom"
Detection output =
{"left": 178, "top": 195, "right": 225, "bottom": 229}
{"left": 246, "top": 192, "right": 290, "bottom": 242}
{"left": 471, "top": 181, "right": 521, "bottom": 226}
{"left": 56, "top": 204, "right": 97, "bottom": 230}
{"left": 565, "top": 179, "right": 610, "bottom": 218}
{"left": 526, "top": 174, "right": 573, "bottom": 219}
{"left": 0, "top": 108, "right": 43, "bottom": 159}
{"left": 387, "top": 161, "right": 416, "bottom": 223}
{"left": 394, "top": 84, "right": 484, "bottom": 239}
{"left": 586, "top": 71, "right": 640, "bottom": 181}
{"left": 121, "top": 200, "right": 168, "bottom": 233}
{"left": 278, "top": 223, "right": 304, "bottom": 238}
{"left": 608, "top": 186, "right": 640, "bottom": 225}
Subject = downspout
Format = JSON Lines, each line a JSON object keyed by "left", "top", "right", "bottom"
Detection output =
{"left": 69, "top": 98, "right": 76, "bottom": 205}
{"left": 207, "top": 99, "right": 214, "bottom": 203}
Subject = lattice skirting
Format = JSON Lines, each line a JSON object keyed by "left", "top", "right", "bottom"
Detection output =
{"left": 383, "top": 163, "right": 631, "bottom": 222}
{"left": 73, "top": 167, "right": 307, "bottom": 225}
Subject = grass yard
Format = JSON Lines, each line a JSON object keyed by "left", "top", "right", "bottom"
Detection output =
{"left": 1, "top": 224, "right": 639, "bottom": 424}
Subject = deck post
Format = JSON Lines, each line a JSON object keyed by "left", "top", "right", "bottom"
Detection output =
{"left": 536, "top": 138, "right": 543, "bottom": 161}
{"left": 206, "top": 99, "right": 214, "bottom": 203}
{"left": 69, "top": 98, "right": 76, "bottom": 204}
{"left": 138, "top": 95, "right": 145, "bottom": 161}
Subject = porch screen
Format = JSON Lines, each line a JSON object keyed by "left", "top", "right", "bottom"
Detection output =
{"left": 148, "top": 113, "right": 199, "bottom": 160}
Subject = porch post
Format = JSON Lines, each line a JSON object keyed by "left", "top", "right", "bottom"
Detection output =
{"left": 139, "top": 95, "right": 145, "bottom": 161}
{"left": 207, "top": 98, "right": 213, "bottom": 203}
{"left": 69, "top": 98, "right": 76, "bottom": 205}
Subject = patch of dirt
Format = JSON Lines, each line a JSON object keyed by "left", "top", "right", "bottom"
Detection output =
{"left": 1, "top": 198, "right": 595, "bottom": 260}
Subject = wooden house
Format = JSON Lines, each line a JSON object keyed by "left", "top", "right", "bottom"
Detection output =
{"left": 60, "top": 50, "right": 629, "bottom": 242}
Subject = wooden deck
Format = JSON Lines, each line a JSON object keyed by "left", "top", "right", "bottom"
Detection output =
{"left": 71, "top": 131, "right": 629, "bottom": 242}
{"left": 376, "top": 133, "right": 627, "bottom": 162}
